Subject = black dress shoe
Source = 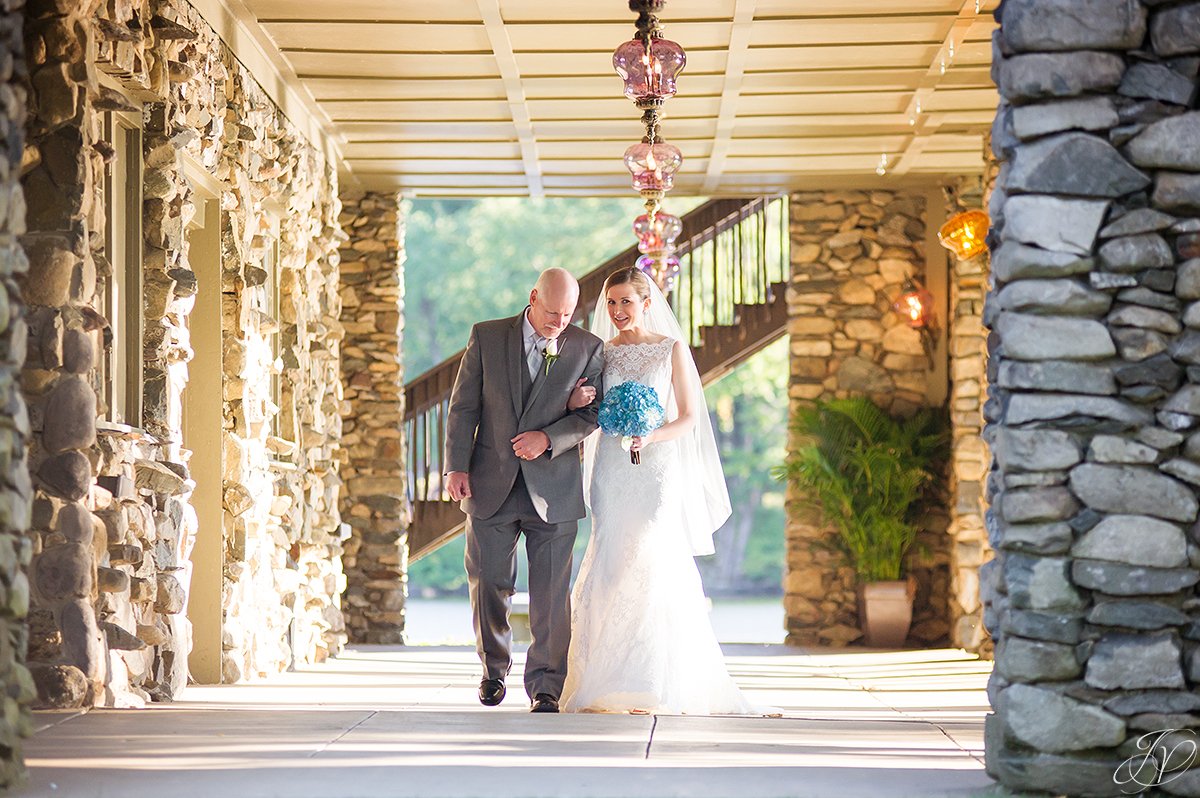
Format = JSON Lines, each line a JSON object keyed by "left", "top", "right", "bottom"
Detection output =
{"left": 479, "top": 679, "right": 506, "bottom": 706}
{"left": 530, "top": 693, "right": 559, "bottom": 713}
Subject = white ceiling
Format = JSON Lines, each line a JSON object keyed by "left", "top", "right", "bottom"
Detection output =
{"left": 237, "top": 0, "right": 1000, "bottom": 196}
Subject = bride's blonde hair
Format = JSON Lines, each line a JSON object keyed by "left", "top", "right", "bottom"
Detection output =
{"left": 603, "top": 266, "right": 652, "bottom": 301}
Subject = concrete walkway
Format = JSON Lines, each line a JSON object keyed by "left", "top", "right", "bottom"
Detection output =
{"left": 17, "top": 644, "right": 1006, "bottom": 798}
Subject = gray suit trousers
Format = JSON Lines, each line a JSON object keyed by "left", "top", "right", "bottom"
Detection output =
{"left": 464, "top": 472, "right": 577, "bottom": 700}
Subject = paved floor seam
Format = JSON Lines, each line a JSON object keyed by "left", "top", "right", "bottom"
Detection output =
{"left": 828, "top": 658, "right": 988, "bottom": 766}
{"left": 31, "top": 710, "right": 87, "bottom": 735}
{"left": 930, "top": 720, "right": 986, "bottom": 765}
{"left": 308, "top": 710, "right": 378, "bottom": 758}
{"left": 643, "top": 714, "right": 659, "bottom": 760}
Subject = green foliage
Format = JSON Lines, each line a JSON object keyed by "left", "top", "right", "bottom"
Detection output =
{"left": 699, "top": 337, "right": 788, "bottom": 593}
{"left": 408, "top": 537, "right": 469, "bottom": 596}
{"left": 773, "top": 397, "right": 947, "bottom": 583}
{"left": 729, "top": 498, "right": 786, "bottom": 590}
{"left": 405, "top": 197, "right": 648, "bottom": 375}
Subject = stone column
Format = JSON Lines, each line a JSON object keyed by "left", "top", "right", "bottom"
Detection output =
{"left": 0, "top": 0, "right": 34, "bottom": 787}
{"left": 984, "top": 1, "right": 1200, "bottom": 794}
{"left": 784, "top": 190, "right": 951, "bottom": 647}
{"left": 946, "top": 175, "right": 994, "bottom": 657}
{"left": 339, "top": 191, "right": 410, "bottom": 644}
{"left": 20, "top": 0, "right": 108, "bottom": 711}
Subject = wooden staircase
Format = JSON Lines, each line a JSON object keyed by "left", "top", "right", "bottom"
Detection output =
{"left": 404, "top": 196, "right": 790, "bottom": 561}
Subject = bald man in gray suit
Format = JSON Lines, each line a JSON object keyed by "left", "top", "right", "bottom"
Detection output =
{"left": 444, "top": 268, "right": 605, "bottom": 713}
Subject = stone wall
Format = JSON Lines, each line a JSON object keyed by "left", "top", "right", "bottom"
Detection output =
{"left": 0, "top": 0, "right": 33, "bottom": 787}
{"left": 784, "top": 190, "right": 951, "bottom": 647}
{"left": 18, "top": 0, "right": 345, "bottom": 708}
{"left": 338, "top": 191, "right": 408, "bottom": 644}
{"left": 22, "top": 0, "right": 115, "bottom": 709}
{"left": 946, "top": 178, "right": 993, "bottom": 657}
{"left": 984, "top": 1, "right": 1200, "bottom": 794}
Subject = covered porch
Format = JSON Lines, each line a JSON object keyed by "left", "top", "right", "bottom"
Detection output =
{"left": 3, "top": 0, "right": 1199, "bottom": 795}
{"left": 19, "top": 644, "right": 993, "bottom": 798}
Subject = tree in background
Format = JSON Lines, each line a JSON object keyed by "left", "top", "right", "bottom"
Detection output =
{"left": 405, "top": 197, "right": 648, "bottom": 375}
{"left": 405, "top": 197, "right": 785, "bottom": 598}
{"left": 698, "top": 337, "right": 787, "bottom": 595}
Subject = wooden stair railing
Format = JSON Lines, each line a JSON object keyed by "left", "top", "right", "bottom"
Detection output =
{"left": 404, "top": 196, "right": 790, "bottom": 562}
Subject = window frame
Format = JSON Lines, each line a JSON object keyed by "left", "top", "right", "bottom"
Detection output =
{"left": 264, "top": 231, "right": 283, "bottom": 440}
{"left": 100, "top": 109, "right": 145, "bottom": 427}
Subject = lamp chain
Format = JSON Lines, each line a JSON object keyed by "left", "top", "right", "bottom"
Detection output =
{"left": 642, "top": 108, "right": 660, "bottom": 143}
{"left": 629, "top": 0, "right": 664, "bottom": 45}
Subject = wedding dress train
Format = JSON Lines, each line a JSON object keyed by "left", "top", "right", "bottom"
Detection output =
{"left": 561, "top": 339, "right": 753, "bottom": 715}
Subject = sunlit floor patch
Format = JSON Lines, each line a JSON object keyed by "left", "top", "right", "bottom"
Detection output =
{"left": 19, "top": 644, "right": 996, "bottom": 798}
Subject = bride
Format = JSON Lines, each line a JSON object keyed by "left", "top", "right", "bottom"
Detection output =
{"left": 559, "top": 266, "right": 753, "bottom": 715}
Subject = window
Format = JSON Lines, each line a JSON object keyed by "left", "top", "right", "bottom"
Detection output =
{"left": 264, "top": 235, "right": 283, "bottom": 439}
{"left": 99, "top": 110, "right": 144, "bottom": 426}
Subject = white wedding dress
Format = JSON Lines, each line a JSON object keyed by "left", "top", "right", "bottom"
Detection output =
{"left": 560, "top": 338, "right": 753, "bottom": 715}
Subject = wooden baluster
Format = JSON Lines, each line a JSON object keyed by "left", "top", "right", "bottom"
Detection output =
{"left": 420, "top": 409, "right": 430, "bottom": 504}
{"left": 712, "top": 225, "right": 719, "bottom": 331}
{"left": 777, "top": 196, "right": 786, "bottom": 294}
{"left": 409, "top": 412, "right": 417, "bottom": 503}
{"left": 406, "top": 415, "right": 416, "bottom": 504}
{"left": 428, "top": 401, "right": 438, "bottom": 501}
{"left": 412, "top": 412, "right": 421, "bottom": 503}
{"left": 726, "top": 225, "right": 734, "bottom": 324}
{"left": 732, "top": 218, "right": 739, "bottom": 320}
{"left": 687, "top": 242, "right": 696, "bottom": 346}
{"left": 435, "top": 399, "right": 447, "bottom": 500}
{"left": 759, "top": 198, "right": 768, "bottom": 305}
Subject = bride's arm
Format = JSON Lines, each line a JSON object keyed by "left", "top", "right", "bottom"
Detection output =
{"left": 541, "top": 338, "right": 605, "bottom": 458}
{"left": 634, "top": 340, "right": 697, "bottom": 448}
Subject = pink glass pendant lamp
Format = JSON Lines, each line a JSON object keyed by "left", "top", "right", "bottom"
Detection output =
{"left": 633, "top": 210, "right": 682, "bottom": 253}
{"left": 635, "top": 252, "right": 682, "bottom": 292}
{"left": 623, "top": 139, "right": 683, "bottom": 193}
{"left": 615, "top": 0, "right": 690, "bottom": 291}
{"left": 613, "top": 36, "right": 686, "bottom": 107}
{"left": 633, "top": 210, "right": 682, "bottom": 292}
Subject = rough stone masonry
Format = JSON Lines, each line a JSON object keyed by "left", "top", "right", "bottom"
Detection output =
{"left": 338, "top": 192, "right": 411, "bottom": 644}
{"left": 984, "top": 0, "right": 1200, "bottom": 795}
{"left": 784, "top": 189, "right": 953, "bottom": 650}
{"left": 19, "top": 0, "right": 349, "bottom": 725}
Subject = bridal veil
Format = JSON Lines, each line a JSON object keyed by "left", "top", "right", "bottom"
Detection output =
{"left": 582, "top": 277, "right": 732, "bottom": 556}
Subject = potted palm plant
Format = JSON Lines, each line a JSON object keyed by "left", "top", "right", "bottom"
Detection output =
{"left": 774, "top": 397, "right": 947, "bottom": 647}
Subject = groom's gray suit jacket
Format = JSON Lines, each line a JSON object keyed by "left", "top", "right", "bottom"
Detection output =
{"left": 445, "top": 310, "right": 605, "bottom": 523}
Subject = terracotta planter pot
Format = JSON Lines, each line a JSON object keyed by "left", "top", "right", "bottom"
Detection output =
{"left": 858, "top": 578, "right": 916, "bottom": 648}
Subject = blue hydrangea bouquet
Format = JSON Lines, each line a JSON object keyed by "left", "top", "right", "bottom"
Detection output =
{"left": 597, "top": 381, "right": 665, "bottom": 465}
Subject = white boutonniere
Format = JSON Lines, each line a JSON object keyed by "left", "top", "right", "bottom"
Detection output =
{"left": 542, "top": 338, "right": 560, "bottom": 375}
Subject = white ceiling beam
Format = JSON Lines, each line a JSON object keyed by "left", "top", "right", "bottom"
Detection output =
{"left": 476, "top": 0, "right": 543, "bottom": 197}
{"left": 892, "top": 112, "right": 946, "bottom": 176}
{"left": 891, "top": 0, "right": 981, "bottom": 177}
{"left": 701, "top": 0, "right": 756, "bottom": 195}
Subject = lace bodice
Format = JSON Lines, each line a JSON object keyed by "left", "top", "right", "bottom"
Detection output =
{"left": 603, "top": 338, "right": 675, "bottom": 402}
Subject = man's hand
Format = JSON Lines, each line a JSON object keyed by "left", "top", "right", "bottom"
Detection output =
{"left": 511, "top": 431, "right": 551, "bottom": 461}
{"left": 446, "top": 471, "right": 472, "bottom": 501}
